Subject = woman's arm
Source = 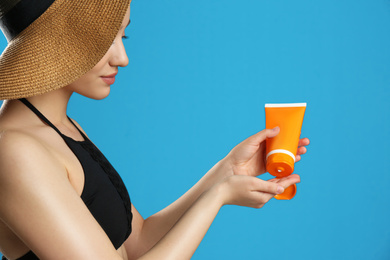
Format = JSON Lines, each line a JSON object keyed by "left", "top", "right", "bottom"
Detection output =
{"left": 124, "top": 159, "right": 231, "bottom": 259}
{"left": 139, "top": 173, "right": 300, "bottom": 260}
{"left": 0, "top": 131, "right": 123, "bottom": 259}
{"left": 0, "top": 129, "right": 305, "bottom": 260}
{"left": 125, "top": 128, "right": 309, "bottom": 259}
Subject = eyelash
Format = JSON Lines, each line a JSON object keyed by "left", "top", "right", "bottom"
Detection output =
{"left": 112, "top": 35, "right": 128, "bottom": 45}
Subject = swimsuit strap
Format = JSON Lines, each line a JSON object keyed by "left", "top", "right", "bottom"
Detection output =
{"left": 67, "top": 115, "right": 89, "bottom": 141}
{"left": 19, "top": 98, "right": 88, "bottom": 141}
{"left": 19, "top": 98, "right": 63, "bottom": 137}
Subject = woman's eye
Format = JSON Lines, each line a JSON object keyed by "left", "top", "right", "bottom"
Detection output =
{"left": 122, "top": 35, "right": 129, "bottom": 40}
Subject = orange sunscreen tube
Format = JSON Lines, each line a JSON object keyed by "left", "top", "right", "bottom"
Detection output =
{"left": 265, "top": 103, "right": 306, "bottom": 200}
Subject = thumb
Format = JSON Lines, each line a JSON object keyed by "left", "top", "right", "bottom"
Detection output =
{"left": 268, "top": 174, "right": 301, "bottom": 188}
{"left": 240, "top": 127, "right": 280, "bottom": 147}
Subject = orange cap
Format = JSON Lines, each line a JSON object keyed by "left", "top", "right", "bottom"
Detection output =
{"left": 274, "top": 184, "right": 297, "bottom": 200}
{"left": 266, "top": 153, "right": 295, "bottom": 178}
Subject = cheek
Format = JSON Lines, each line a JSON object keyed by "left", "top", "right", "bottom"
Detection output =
{"left": 64, "top": 57, "right": 108, "bottom": 94}
{"left": 66, "top": 74, "right": 92, "bottom": 92}
{"left": 80, "top": 73, "right": 98, "bottom": 86}
{"left": 76, "top": 69, "right": 100, "bottom": 85}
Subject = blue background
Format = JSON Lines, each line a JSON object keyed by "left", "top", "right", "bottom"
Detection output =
{"left": 1, "top": 0, "right": 390, "bottom": 259}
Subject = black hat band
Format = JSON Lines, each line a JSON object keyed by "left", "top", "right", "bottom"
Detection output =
{"left": 0, "top": 0, "right": 55, "bottom": 42}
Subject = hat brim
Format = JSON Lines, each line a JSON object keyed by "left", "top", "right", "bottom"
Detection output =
{"left": 0, "top": 0, "right": 130, "bottom": 100}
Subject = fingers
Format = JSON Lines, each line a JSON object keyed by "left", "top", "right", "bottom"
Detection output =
{"left": 241, "top": 127, "right": 280, "bottom": 147}
{"left": 246, "top": 177, "right": 285, "bottom": 208}
{"left": 297, "top": 146, "right": 307, "bottom": 155}
{"left": 295, "top": 146, "right": 307, "bottom": 162}
{"left": 249, "top": 175, "right": 300, "bottom": 207}
{"left": 223, "top": 175, "right": 300, "bottom": 209}
{"left": 296, "top": 138, "right": 310, "bottom": 162}
{"left": 251, "top": 175, "right": 301, "bottom": 207}
{"left": 249, "top": 191, "right": 275, "bottom": 208}
{"left": 251, "top": 177, "right": 285, "bottom": 195}
{"left": 268, "top": 174, "right": 301, "bottom": 188}
{"left": 298, "top": 137, "right": 310, "bottom": 147}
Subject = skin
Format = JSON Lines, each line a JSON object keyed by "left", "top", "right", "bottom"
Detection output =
{"left": 0, "top": 5, "right": 310, "bottom": 260}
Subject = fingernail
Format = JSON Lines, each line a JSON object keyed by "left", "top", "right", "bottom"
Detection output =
{"left": 277, "top": 186, "right": 284, "bottom": 194}
{"left": 273, "top": 126, "right": 280, "bottom": 132}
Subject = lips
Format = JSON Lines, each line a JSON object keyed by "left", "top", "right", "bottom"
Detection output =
{"left": 101, "top": 73, "right": 117, "bottom": 85}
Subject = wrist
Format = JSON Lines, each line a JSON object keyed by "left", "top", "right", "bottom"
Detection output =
{"left": 208, "top": 181, "right": 227, "bottom": 208}
{"left": 212, "top": 158, "right": 234, "bottom": 180}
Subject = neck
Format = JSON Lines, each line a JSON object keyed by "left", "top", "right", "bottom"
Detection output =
{"left": 1, "top": 87, "right": 73, "bottom": 125}
{"left": 26, "top": 88, "right": 73, "bottom": 123}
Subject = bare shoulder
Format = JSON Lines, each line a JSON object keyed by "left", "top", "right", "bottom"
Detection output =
{"left": 0, "top": 129, "right": 68, "bottom": 202}
{"left": 0, "top": 128, "right": 50, "bottom": 150}
{"left": 0, "top": 129, "right": 65, "bottom": 180}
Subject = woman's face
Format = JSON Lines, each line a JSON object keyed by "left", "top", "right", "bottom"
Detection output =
{"left": 65, "top": 6, "right": 131, "bottom": 100}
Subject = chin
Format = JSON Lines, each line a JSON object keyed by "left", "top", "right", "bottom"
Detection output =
{"left": 78, "top": 88, "right": 111, "bottom": 100}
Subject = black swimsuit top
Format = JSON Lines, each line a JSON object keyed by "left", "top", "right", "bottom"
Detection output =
{"left": 2, "top": 99, "right": 132, "bottom": 260}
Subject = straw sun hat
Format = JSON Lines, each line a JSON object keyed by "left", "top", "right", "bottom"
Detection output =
{"left": 0, "top": 0, "right": 130, "bottom": 100}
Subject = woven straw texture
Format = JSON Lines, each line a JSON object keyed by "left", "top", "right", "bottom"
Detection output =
{"left": 0, "top": 0, "right": 130, "bottom": 100}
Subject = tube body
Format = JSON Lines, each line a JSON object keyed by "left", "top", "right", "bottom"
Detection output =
{"left": 265, "top": 103, "right": 306, "bottom": 178}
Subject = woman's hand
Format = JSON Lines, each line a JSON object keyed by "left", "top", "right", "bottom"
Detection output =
{"left": 218, "top": 174, "right": 300, "bottom": 208}
{"left": 223, "top": 127, "right": 310, "bottom": 177}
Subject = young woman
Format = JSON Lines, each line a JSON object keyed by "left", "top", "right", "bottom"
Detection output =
{"left": 0, "top": 0, "right": 309, "bottom": 259}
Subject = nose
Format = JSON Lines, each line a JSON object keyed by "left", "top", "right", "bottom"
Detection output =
{"left": 109, "top": 39, "right": 129, "bottom": 68}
